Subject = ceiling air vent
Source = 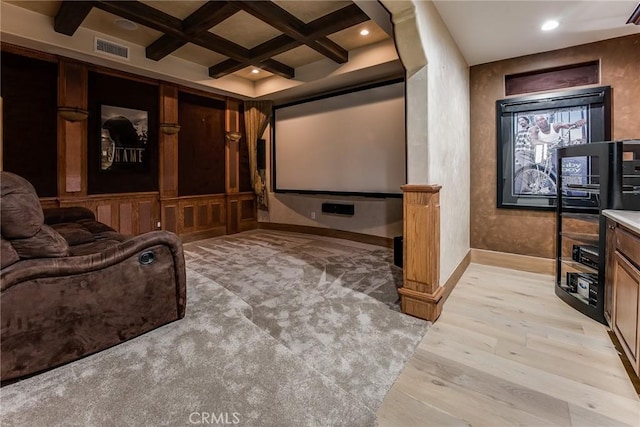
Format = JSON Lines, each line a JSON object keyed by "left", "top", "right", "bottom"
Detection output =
{"left": 94, "top": 37, "right": 130, "bottom": 60}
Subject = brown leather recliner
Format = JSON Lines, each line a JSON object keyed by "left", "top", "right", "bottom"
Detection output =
{"left": 0, "top": 171, "right": 186, "bottom": 382}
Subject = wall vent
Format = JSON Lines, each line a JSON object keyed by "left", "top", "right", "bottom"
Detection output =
{"left": 95, "top": 37, "right": 129, "bottom": 60}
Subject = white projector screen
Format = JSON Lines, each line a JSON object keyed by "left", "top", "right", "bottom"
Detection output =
{"left": 273, "top": 81, "right": 405, "bottom": 196}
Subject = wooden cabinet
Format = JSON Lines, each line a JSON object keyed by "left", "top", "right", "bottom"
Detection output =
{"left": 607, "top": 220, "right": 640, "bottom": 377}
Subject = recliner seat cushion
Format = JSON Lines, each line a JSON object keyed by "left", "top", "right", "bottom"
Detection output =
{"left": 76, "top": 219, "right": 117, "bottom": 235}
{"left": 50, "top": 223, "right": 96, "bottom": 246}
{"left": 11, "top": 225, "right": 70, "bottom": 259}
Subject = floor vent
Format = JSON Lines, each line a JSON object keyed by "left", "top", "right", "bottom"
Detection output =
{"left": 95, "top": 37, "right": 129, "bottom": 60}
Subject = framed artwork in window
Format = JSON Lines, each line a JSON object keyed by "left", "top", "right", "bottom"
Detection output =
{"left": 496, "top": 86, "right": 611, "bottom": 210}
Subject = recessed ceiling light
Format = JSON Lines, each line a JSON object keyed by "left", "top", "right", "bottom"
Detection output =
{"left": 360, "top": 29, "right": 370, "bottom": 36}
{"left": 541, "top": 20, "right": 559, "bottom": 31}
{"left": 115, "top": 19, "right": 138, "bottom": 31}
{"left": 251, "top": 69, "right": 260, "bottom": 74}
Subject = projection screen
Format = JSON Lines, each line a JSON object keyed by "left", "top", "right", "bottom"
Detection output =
{"left": 273, "top": 80, "right": 405, "bottom": 196}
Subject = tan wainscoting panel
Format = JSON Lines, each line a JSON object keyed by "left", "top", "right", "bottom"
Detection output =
{"left": 163, "top": 194, "right": 227, "bottom": 241}
{"left": 119, "top": 203, "right": 133, "bottom": 235}
{"left": 227, "top": 192, "right": 257, "bottom": 235}
{"left": 162, "top": 203, "right": 178, "bottom": 234}
{"left": 57, "top": 192, "right": 160, "bottom": 236}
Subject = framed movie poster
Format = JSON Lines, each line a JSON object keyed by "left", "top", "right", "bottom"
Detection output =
{"left": 496, "top": 86, "right": 611, "bottom": 210}
{"left": 100, "top": 105, "right": 149, "bottom": 172}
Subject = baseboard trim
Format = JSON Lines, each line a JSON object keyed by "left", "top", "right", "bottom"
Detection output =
{"left": 470, "top": 248, "right": 554, "bottom": 275}
{"left": 441, "top": 249, "right": 472, "bottom": 305}
{"left": 399, "top": 249, "right": 471, "bottom": 322}
{"left": 258, "top": 222, "right": 393, "bottom": 248}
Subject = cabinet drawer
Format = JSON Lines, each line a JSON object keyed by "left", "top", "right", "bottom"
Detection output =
{"left": 616, "top": 226, "right": 640, "bottom": 268}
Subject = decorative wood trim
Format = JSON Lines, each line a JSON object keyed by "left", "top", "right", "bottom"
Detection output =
{"left": 400, "top": 184, "right": 442, "bottom": 193}
{"left": 402, "top": 186, "right": 440, "bottom": 293}
{"left": 226, "top": 131, "right": 240, "bottom": 193}
{"left": 159, "top": 84, "right": 179, "bottom": 199}
{"left": 176, "top": 85, "right": 227, "bottom": 102}
{"left": 225, "top": 99, "right": 241, "bottom": 194}
{"left": 85, "top": 64, "right": 160, "bottom": 86}
{"left": 399, "top": 184, "right": 441, "bottom": 321}
{"left": 258, "top": 222, "right": 393, "bottom": 248}
{"left": 225, "top": 99, "right": 241, "bottom": 132}
{"left": 1, "top": 43, "right": 57, "bottom": 62}
{"left": 58, "top": 59, "right": 88, "bottom": 196}
{"left": 470, "top": 248, "right": 555, "bottom": 275}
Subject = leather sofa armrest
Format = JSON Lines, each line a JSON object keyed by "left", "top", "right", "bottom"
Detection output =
{"left": 43, "top": 207, "right": 96, "bottom": 225}
{"left": 1, "top": 231, "right": 186, "bottom": 296}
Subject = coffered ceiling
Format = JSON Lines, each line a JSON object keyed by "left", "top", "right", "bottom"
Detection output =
{"left": 7, "top": 1, "right": 636, "bottom": 103}
{"left": 2, "top": 1, "right": 400, "bottom": 102}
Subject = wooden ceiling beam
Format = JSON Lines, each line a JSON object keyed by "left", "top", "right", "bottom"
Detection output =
{"left": 208, "top": 58, "right": 294, "bottom": 80}
{"left": 235, "top": 1, "right": 349, "bottom": 63}
{"left": 210, "top": 4, "right": 368, "bottom": 79}
{"left": 54, "top": 1, "right": 93, "bottom": 36}
{"left": 305, "top": 4, "right": 370, "bottom": 37}
{"left": 146, "top": 1, "right": 240, "bottom": 61}
{"left": 250, "top": 35, "right": 300, "bottom": 62}
{"left": 93, "top": 1, "right": 244, "bottom": 59}
{"left": 256, "top": 59, "right": 295, "bottom": 79}
{"left": 92, "top": 1, "right": 293, "bottom": 77}
{"left": 209, "top": 59, "right": 246, "bottom": 79}
{"left": 55, "top": 1, "right": 367, "bottom": 81}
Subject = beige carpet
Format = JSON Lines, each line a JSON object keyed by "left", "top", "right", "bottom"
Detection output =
{"left": 1, "top": 230, "right": 430, "bottom": 426}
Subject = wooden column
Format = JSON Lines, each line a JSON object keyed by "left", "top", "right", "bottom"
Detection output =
{"left": 159, "top": 84, "right": 179, "bottom": 232}
{"left": 58, "top": 59, "right": 87, "bottom": 197}
{"left": 398, "top": 184, "right": 443, "bottom": 321}
{"left": 225, "top": 99, "right": 241, "bottom": 235}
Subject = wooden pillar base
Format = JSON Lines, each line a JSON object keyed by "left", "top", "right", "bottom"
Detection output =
{"left": 401, "top": 184, "right": 442, "bottom": 322}
{"left": 398, "top": 286, "right": 444, "bottom": 321}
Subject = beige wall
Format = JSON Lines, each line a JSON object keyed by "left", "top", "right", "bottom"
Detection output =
{"left": 413, "top": 0, "right": 470, "bottom": 284}
{"left": 470, "top": 34, "right": 640, "bottom": 259}
{"left": 382, "top": 0, "right": 470, "bottom": 284}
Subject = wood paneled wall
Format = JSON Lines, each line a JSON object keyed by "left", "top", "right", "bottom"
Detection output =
{"left": 63, "top": 193, "right": 159, "bottom": 235}
{"left": 470, "top": 34, "right": 640, "bottom": 259}
{"left": 2, "top": 43, "right": 257, "bottom": 240}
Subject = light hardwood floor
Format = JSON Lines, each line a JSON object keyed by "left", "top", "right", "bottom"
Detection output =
{"left": 378, "top": 263, "right": 640, "bottom": 427}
